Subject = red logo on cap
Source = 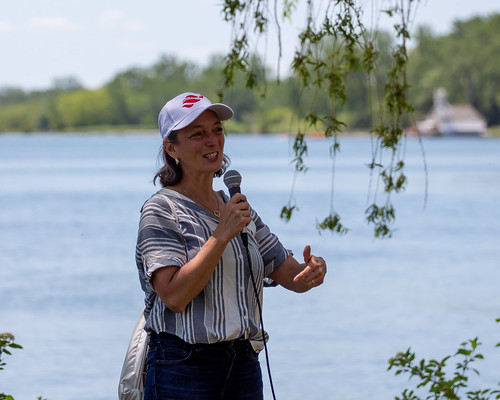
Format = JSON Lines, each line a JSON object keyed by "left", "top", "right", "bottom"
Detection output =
{"left": 182, "top": 95, "right": 204, "bottom": 108}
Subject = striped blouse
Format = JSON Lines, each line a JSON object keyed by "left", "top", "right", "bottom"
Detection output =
{"left": 135, "top": 188, "right": 291, "bottom": 351}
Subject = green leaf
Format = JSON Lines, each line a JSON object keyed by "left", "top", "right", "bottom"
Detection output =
{"left": 316, "top": 213, "right": 349, "bottom": 235}
{"left": 280, "top": 204, "right": 297, "bottom": 222}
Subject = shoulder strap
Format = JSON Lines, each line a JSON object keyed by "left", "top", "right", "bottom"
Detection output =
{"left": 157, "top": 192, "right": 179, "bottom": 227}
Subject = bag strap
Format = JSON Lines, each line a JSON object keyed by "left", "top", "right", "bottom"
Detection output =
{"left": 159, "top": 192, "right": 189, "bottom": 261}
{"left": 158, "top": 191, "right": 179, "bottom": 227}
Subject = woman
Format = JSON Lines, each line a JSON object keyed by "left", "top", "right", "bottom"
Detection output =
{"left": 136, "top": 92, "right": 327, "bottom": 400}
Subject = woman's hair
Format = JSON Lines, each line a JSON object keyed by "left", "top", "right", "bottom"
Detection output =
{"left": 153, "top": 130, "right": 231, "bottom": 187}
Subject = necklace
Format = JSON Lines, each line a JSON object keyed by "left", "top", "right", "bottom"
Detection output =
{"left": 179, "top": 189, "right": 220, "bottom": 218}
{"left": 201, "top": 193, "right": 221, "bottom": 218}
{"left": 211, "top": 194, "right": 221, "bottom": 218}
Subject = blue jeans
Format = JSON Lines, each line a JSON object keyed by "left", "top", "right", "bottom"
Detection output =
{"left": 145, "top": 333, "right": 263, "bottom": 400}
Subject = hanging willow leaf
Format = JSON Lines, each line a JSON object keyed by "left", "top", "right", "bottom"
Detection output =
{"left": 221, "top": 0, "right": 419, "bottom": 238}
{"left": 280, "top": 204, "right": 298, "bottom": 222}
{"left": 316, "top": 213, "right": 349, "bottom": 235}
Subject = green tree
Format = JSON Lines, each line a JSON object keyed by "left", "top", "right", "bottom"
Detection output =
{"left": 51, "top": 88, "right": 114, "bottom": 129}
{"left": 51, "top": 76, "right": 83, "bottom": 92}
{"left": 0, "top": 88, "right": 28, "bottom": 107}
{"left": 105, "top": 55, "right": 201, "bottom": 127}
{"left": 0, "top": 100, "right": 46, "bottom": 132}
{"left": 407, "top": 14, "right": 500, "bottom": 125}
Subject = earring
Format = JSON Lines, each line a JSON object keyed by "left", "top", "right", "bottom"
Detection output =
{"left": 175, "top": 158, "right": 179, "bottom": 165}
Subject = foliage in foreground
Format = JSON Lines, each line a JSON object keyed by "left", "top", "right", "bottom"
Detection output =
{"left": 388, "top": 319, "right": 500, "bottom": 400}
{"left": 0, "top": 333, "right": 46, "bottom": 400}
{"left": 0, "top": 332, "right": 22, "bottom": 400}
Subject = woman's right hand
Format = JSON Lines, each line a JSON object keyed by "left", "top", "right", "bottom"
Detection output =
{"left": 152, "top": 193, "right": 251, "bottom": 313}
{"left": 214, "top": 193, "right": 251, "bottom": 243}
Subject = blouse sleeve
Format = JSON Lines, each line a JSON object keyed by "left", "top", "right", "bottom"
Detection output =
{"left": 251, "top": 209, "right": 293, "bottom": 278}
{"left": 136, "top": 194, "right": 187, "bottom": 284}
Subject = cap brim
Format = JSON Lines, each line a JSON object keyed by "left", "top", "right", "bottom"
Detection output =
{"left": 208, "top": 103, "right": 234, "bottom": 122}
{"left": 172, "top": 103, "right": 234, "bottom": 133}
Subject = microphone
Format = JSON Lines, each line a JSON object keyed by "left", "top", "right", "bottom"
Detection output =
{"left": 223, "top": 170, "right": 248, "bottom": 247}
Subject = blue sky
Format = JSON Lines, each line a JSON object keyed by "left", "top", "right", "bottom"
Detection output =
{"left": 2, "top": 0, "right": 499, "bottom": 90}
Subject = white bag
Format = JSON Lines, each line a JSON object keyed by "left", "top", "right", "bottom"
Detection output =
{"left": 118, "top": 310, "right": 148, "bottom": 400}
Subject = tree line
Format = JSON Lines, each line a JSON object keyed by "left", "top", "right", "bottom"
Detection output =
{"left": 1, "top": 13, "right": 499, "bottom": 134}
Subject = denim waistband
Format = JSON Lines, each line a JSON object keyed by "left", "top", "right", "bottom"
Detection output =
{"left": 151, "top": 332, "right": 250, "bottom": 350}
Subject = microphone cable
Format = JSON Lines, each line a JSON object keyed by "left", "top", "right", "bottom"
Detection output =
{"left": 223, "top": 169, "right": 277, "bottom": 399}
{"left": 242, "top": 238, "right": 277, "bottom": 400}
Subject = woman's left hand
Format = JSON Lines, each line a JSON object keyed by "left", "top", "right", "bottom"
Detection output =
{"left": 293, "top": 245, "right": 327, "bottom": 288}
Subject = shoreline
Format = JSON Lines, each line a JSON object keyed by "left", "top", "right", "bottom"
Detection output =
{"left": 2, "top": 130, "right": 499, "bottom": 138}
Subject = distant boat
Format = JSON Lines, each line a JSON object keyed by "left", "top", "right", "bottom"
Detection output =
{"left": 415, "top": 88, "right": 487, "bottom": 137}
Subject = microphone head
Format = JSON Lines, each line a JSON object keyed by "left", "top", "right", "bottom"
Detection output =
{"left": 223, "top": 170, "right": 242, "bottom": 189}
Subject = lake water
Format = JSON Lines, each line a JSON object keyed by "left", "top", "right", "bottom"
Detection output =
{"left": 1, "top": 133, "right": 499, "bottom": 400}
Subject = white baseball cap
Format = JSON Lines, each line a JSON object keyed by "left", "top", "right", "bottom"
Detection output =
{"left": 158, "top": 92, "right": 234, "bottom": 140}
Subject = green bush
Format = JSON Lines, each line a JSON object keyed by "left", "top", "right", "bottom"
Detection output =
{"left": 388, "top": 319, "right": 500, "bottom": 400}
{"left": 0, "top": 333, "right": 46, "bottom": 400}
{"left": 0, "top": 332, "right": 22, "bottom": 400}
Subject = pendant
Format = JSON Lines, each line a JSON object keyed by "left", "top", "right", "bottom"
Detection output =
{"left": 213, "top": 211, "right": 220, "bottom": 218}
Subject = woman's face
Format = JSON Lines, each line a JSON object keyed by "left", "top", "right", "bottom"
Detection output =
{"left": 166, "top": 110, "right": 225, "bottom": 180}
